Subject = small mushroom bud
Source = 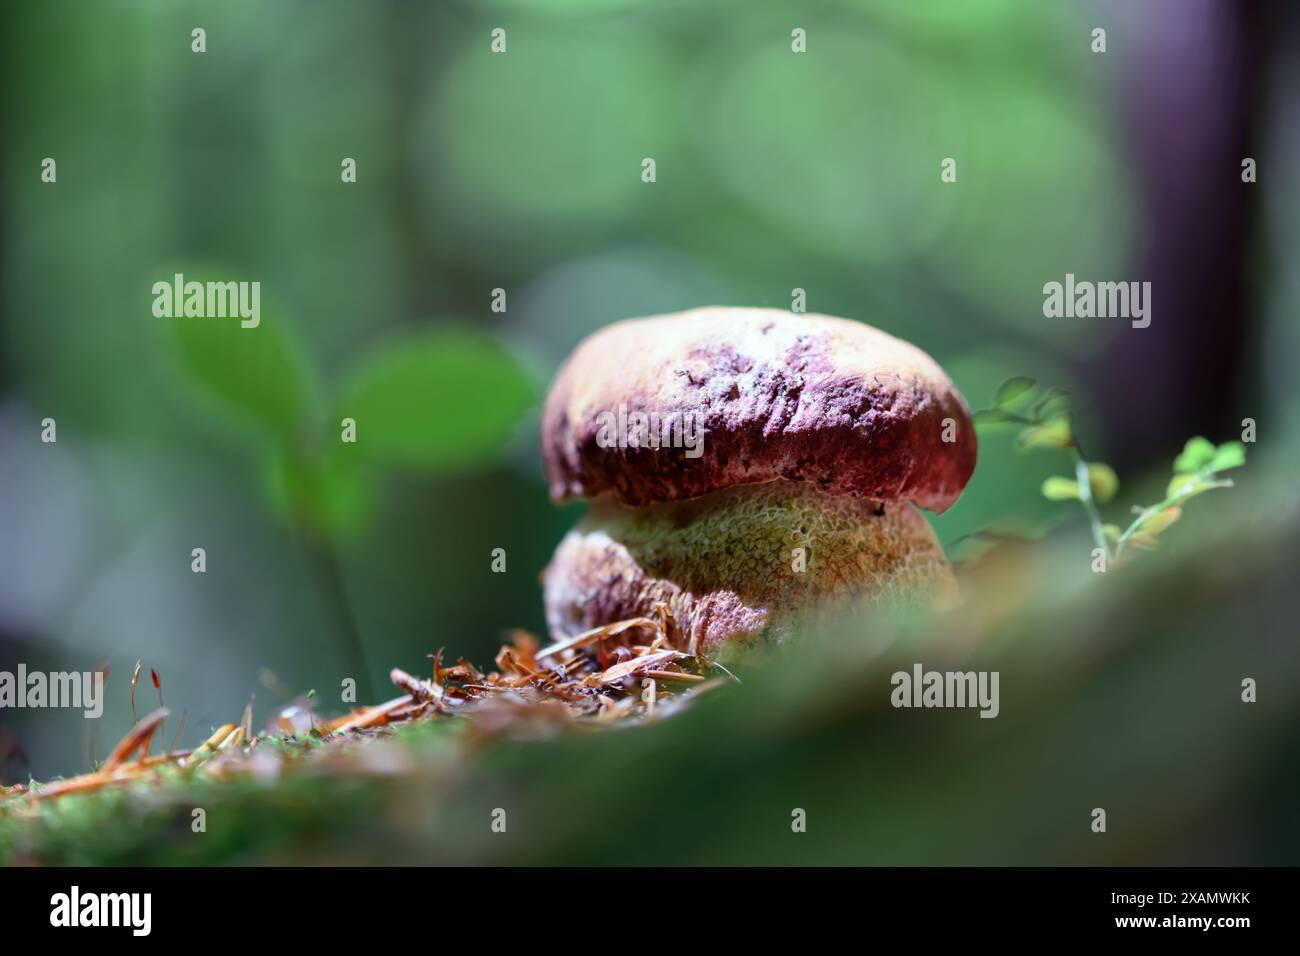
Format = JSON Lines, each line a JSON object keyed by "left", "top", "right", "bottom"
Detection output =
{"left": 540, "top": 307, "right": 977, "bottom": 655}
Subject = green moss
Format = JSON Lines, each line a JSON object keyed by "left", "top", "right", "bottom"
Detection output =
{"left": 5, "top": 485, "right": 1298, "bottom": 866}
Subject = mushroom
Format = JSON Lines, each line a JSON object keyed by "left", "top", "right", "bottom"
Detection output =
{"left": 540, "top": 307, "right": 977, "bottom": 655}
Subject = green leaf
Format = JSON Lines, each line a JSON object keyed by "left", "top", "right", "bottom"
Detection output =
{"left": 1031, "top": 387, "right": 1070, "bottom": 420}
{"left": 160, "top": 292, "right": 314, "bottom": 442}
{"left": 1019, "top": 415, "right": 1072, "bottom": 450}
{"left": 994, "top": 376, "right": 1036, "bottom": 407}
{"left": 264, "top": 448, "right": 376, "bottom": 541}
{"left": 1102, "top": 524, "right": 1121, "bottom": 546}
{"left": 1137, "top": 507, "right": 1181, "bottom": 536}
{"left": 1173, "top": 437, "right": 1216, "bottom": 474}
{"left": 1166, "top": 473, "right": 1230, "bottom": 501}
{"left": 1040, "top": 476, "right": 1080, "bottom": 501}
{"left": 338, "top": 327, "right": 536, "bottom": 472}
{"left": 972, "top": 408, "right": 1010, "bottom": 425}
{"left": 1086, "top": 463, "right": 1119, "bottom": 504}
{"left": 1209, "top": 441, "right": 1246, "bottom": 473}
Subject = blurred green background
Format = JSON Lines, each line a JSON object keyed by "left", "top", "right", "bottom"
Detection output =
{"left": 2, "top": 0, "right": 1298, "bottom": 788}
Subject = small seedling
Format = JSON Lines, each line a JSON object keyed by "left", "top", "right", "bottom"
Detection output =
{"left": 975, "top": 379, "right": 1246, "bottom": 566}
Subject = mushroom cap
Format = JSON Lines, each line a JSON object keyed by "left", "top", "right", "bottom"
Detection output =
{"left": 541, "top": 307, "right": 976, "bottom": 512}
{"left": 543, "top": 481, "right": 957, "bottom": 654}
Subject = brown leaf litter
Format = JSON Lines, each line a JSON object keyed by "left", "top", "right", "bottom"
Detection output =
{"left": 0, "top": 605, "right": 729, "bottom": 809}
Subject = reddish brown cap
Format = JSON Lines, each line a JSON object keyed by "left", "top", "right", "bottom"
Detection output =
{"left": 541, "top": 307, "right": 976, "bottom": 512}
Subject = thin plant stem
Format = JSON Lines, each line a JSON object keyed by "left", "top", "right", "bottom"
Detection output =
{"left": 1070, "top": 449, "right": 1111, "bottom": 561}
{"left": 1113, "top": 478, "right": 1233, "bottom": 560}
{"left": 306, "top": 531, "right": 375, "bottom": 704}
